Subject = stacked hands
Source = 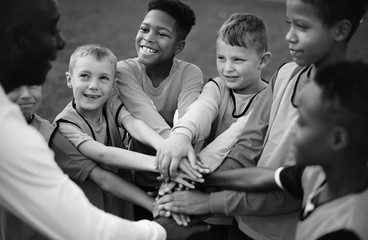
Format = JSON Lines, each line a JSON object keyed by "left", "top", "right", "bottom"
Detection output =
{"left": 153, "top": 157, "right": 210, "bottom": 226}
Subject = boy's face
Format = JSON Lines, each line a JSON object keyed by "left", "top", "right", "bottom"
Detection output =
{"left": 216, "top": 38, "right": 262, "bottom": 95}
{"left": 293, "top": 81, "right": 332, "bottom": 166}
{"left": 7, "top": 85, "right": 42, "bottom": 122}
{"left": 285, "top": 0, "right": 335, "bottom": 67}
{"left": 135, "top": 10, "right": 180, "bottom": 66}
{"left": 66, "top": 56, "right": 115, "bottom": 120}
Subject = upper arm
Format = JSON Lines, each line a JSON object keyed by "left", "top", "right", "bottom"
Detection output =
{"left": 279, "top": 165, "right": 305, "bottom": 200}
{"left": 51, "top": 131, "right": 97, "bottom": 183}
{"left": 177, "top": 64, "right": 204, "bottom": 118}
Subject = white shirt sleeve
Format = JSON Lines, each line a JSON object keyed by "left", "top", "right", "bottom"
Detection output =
{"left": 274, "top": 167, "right": 285, "bottom": 190}
{"left": 0, "top": 87, "right": 166, "bottom": 240}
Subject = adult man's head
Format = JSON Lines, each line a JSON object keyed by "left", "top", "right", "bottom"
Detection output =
{"left": 0, "top": 0, "right": 65, "bottom": 93}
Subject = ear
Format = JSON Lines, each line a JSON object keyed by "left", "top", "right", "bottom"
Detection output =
{"left": 65, "top": 72, "right": 72, "bottom": 88}
{"left": 174, "top": 40, "right": 185, "bottom": 55}
{"left": 329, "top": 126, "right": 349, "bottom": 151}
{"left": 333, "top": 19, "right": 352, "bottom": 42}
{"left": 259, "top": 52, "right": 272, "bottom": 69}
{"left": 6, "top": 24, "right": 27, "bottom": 55}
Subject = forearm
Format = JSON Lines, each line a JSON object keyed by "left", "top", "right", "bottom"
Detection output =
{"left": 78, "top": 141, "right": 158, "bottom": 172}
{"left": 203, "top": 167, "right": 278, "bottom": 192}
{"left": 90, "top": 167, "right": 154, "bottom": 211}
{"left": 129, "top": 120, "right": 165, "bottom": 150}
{"left": 210, "top": 189, "right": 301, "bottom": 217}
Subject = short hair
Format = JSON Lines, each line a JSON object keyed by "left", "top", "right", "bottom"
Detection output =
{"left": 68, "top": 44, "right": 117, "bottom": 75}
{"left": 301, "top": 0, "right": 368, "bottom": 41}
{"left": 314, "top": 60, "right": 368, "bottom": 149}
{"left": 147, "top": 0, "right": 196, "bottom": 40}
{"left": 217, "top": 13, "right": 268, "bottom": 55}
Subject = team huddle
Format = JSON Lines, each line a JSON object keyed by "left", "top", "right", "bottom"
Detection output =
{"left": 0, "top": 0, "right": 367, "bottom": 240}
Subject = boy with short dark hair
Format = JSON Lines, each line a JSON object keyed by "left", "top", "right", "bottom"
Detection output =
{"left": 116, "top": 0, "right": 204, "bottom": 220}
{"left": 155, "top": 0, "right": 368, "bottom": 239}
{"left": 201, "top": 60, "right": 368, "bottom": 240}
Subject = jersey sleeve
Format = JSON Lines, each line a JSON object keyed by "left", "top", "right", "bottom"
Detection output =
{"left": 51, "top": 131, "right": 97, "bottom": 183}
{"left": 176, "top": 63, "right": 204, "bottom": 118}
{"left": 172, "top": 79, "right": 222, "bottom": 142}
{"left": 115, "top": 60, "right": 171, "bottom": 137}
{"left": 57, "top": 121, "right": 93, "bottom": 148}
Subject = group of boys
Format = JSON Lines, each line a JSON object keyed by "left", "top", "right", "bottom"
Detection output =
{"left": 0, "top": 0, "right": 367, "bottom": 240}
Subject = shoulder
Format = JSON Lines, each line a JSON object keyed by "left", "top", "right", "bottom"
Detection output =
{"left": 117, "top": 58, "right": 141, "bottom": 72}
{"left": 174, "top": 58, "right": 203, "bottom": 76}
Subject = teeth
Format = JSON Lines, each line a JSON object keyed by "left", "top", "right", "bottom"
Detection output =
{"left": 142, "top": 46, "right": 157, "bottom": 54}
{"left": 85, "top": 94, "right": 99, "bottom": 99}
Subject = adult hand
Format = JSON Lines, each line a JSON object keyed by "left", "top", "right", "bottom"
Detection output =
{"left": 156, "top": 134, "right": 197, "bottom": 179}
{"left": 155, "top": 190, "right": 211, "bottom": 215}
{"left": 154, "top": 216, "right": 210, "bottom": 240}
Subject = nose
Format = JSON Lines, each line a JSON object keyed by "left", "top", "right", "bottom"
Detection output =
{"left": 88, "top": 78, "right": 98, "bottom": 90}
{"left": 19, "top": 86, "right": 32, "bottom": 99}
{"left": 285, "top": 27, "right": 297, "bottom": 44}
{"left": 224, "top": 60, "right": 234, "bottom": 72}
{"left": 143, "top": 31, "right": 155, "bottom": 43}
{"left": 56, "top": 31, "right": 66, "bottom": 51}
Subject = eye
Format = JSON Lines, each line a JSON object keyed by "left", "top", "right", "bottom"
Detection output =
{"left": 234, "top": 58, "right": 245, "bottom": 63}
{"left": 139, "top": 26, "right": 149, "bottom": 33}
{"left": 79, "top": 74, "right": 89, "bottom": 79}
{"left": 158, "top": 32, "right": 170, "bottom": 38}
{"left": 100, "top": 76, "right": 110, "bottom": 81}
{"left": 217, "top": 56, "right": 225, "bottom": 62}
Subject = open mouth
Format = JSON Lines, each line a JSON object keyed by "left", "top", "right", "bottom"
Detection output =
{"left": 141, "top": 46, "right": 158, "bottom": 54}
{"left": 84, "top": 94, "right": 100, "bottom": 99}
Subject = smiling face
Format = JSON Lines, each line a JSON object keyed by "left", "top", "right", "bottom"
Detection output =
{"left": 285, "top": 0, "right": 335, "bottom": 67}
{"left": 216, "top": 38, "right": 263, "bottom": 95}
{"left": 135, "top": 10, "right": 181, "bottom": 67}
{"left": 66, "top": 56, "right": 115, "bottom": 121}
{"left": 7, "top": 85, "right": 42, "bottom": 122}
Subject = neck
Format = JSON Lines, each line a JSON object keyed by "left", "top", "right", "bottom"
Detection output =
{"left": 312, "top": 45, "right": 347, "bottom": 78}
{"left": 145, "top": 58, "right": 174, "bottom": 87}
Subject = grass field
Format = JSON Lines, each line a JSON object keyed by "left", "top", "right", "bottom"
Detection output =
{"left": 39, "top": 0, "right": 368, "bottom": 121}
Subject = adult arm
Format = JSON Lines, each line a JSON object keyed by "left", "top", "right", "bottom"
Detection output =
{"left": 0, "top": 101, "right": 166, "bottom": 240}
{"left": 116, "top": 60, "right": 171, "bottom": 138}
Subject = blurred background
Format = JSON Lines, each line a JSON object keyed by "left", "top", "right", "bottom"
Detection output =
{"left": 39, "top": 0, "right": 368, "bottom": 121}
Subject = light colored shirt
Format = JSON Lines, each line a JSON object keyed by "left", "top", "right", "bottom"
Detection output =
{"left": 209, "top": 62, "right": 308, "bottom": 240}
{"left": 116, "top": 58, "right": 203, "bottom": 137}
{"left": 0, "top": 85, "right": 166, "bottom": 240}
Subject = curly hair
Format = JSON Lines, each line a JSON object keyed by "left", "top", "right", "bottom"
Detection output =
{"left": 147, "top": 0, "right": 196, "bottom": 40}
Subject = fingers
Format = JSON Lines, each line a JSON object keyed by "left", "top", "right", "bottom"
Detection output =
{"left": 169, "top": 157, "right": 180, "bottom": 179}
{"left": 179, "top": 158, "right": 202, "bottom": 179}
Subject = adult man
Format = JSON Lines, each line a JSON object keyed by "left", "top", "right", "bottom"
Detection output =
{"left": 0, "top": 0, "right": 208, "bottom": 239}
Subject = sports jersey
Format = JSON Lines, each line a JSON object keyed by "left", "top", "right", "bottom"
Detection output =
{"left": 277, "top": 166, "right": 368, "bottom": 240}
{"left": 116, "top": 57, "right": 203, "bottom": 187}
{"left": 209, "top": 62, "right": 311, "bottom": 240}
{"left": 55, "top": 91, "right": 134, "bottom": 220}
